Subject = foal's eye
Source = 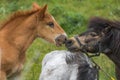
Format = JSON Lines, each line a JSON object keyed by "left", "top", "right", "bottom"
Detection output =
{"left": 47, "top": 22, "right": 54, "bottom": 28}
{"left": 90, "top": 32, "right": 97, "bottom": 37}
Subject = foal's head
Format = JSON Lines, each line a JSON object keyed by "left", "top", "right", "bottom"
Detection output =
{"left": 33, "top": 3, "right": 67, "bottom": 46}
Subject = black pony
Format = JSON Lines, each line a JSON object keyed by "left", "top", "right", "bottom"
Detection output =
{"left": 65, "top": 17, "right": 120, "bottom": 80}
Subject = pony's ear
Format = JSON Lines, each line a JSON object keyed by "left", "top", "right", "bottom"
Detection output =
{"left": 32, "top": 2, "right": 40, "bottom": 10}
{"left": 39, "top": 4, "right": 47, "bottom": 19}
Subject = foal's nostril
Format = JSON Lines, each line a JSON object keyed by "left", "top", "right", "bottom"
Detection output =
{"left": 55, "top": 38, "right": 60, "bottom": 42}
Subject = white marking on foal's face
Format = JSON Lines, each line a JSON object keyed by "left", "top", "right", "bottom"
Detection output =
{"left": 51, "top": 16, "right": 55, "bottom": 21}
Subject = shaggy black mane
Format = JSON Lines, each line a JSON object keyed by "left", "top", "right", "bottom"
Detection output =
{"left": 88, "top": 17, "right": 120, "bottom": 30}
{"left": 88, "top": 17, "right": 120, "bottom": 80}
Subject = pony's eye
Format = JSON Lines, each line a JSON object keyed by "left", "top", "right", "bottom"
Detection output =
{"left": 47, "top": 22, "right": 54, "bottom": 28}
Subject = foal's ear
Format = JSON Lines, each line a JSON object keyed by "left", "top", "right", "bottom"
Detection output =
{"left": 32, "top": 2, "right": 40, "bottom": 10}
{"left": 39, "top": 4, "right": 47, "bottom": 19}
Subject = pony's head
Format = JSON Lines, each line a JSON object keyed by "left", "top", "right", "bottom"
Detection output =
{"left": 65, "top": 17, "right": 116, "bottom": 53}
{"left": 33, "top": 3, "right": 67, "bottom": 46}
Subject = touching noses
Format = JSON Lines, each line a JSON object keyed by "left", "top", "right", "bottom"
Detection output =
{"left": 55, "top": 35, "right": 67, "bottom": 46}
{"left": 65, "top": 39, "right": 74, "bottom": 48}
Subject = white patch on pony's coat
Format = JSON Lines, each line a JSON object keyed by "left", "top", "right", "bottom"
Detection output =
{"left": 39, "top": 50, "right": 78, "bottom": 80}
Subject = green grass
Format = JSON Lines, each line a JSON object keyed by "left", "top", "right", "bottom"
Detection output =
{"left": 0, "top": 0, "right": 119, "bottom": 80}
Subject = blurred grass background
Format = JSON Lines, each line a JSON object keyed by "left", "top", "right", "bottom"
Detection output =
{"left": 0, "top": 0, "right": 119, "bottom": 80}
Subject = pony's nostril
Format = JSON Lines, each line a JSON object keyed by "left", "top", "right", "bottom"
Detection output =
{"left": 66, "top": 40, "right": 73, "bottom": 47}
{"left": 85, "top": 39, "right": 89, "bottom": 43}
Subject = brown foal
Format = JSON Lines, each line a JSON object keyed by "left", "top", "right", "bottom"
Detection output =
{"left": 0, "top": 3, "right": 67, "bottom": 80}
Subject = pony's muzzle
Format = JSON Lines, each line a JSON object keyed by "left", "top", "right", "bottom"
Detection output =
{"left": 55, "top": 35, "right": 67, "bottom": 46}
{"left": 65, "top": 38, "right": 82, "bottom": 52}
{"left": 65, "top": 39, "right": 78, "bottom": 52}
{"left": 65, "top": 39, "right": 74, "bottom": 48}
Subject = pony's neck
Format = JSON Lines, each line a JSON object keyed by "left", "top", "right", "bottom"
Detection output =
{"left": 106, "top": 29, "right": 120, "bottom": 65}
{"left": 110, "top": 29, "right": 120, "bottom": 55}
{"left": 2, "top": 14, "right": 37, "bottom": 53}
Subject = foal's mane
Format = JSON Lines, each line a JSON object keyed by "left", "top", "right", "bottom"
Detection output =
{"left": 0, "top": 9, "right": 39, "bottom": 30}
{"left": 88, "top": 17, "right": 120, "bottom": 30}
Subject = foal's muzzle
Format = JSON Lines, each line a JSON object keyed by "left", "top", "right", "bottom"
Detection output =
{"left": 55, "top": 35, "right": 67, "bottom": 46}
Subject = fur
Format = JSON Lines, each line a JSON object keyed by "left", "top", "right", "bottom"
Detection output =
{"left": 88, "top": 17, "right": 120, "bottom": 80}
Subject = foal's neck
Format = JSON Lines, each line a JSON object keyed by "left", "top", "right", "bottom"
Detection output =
{"left": 2, "top": 15, "right": 37, "bottom": 53}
